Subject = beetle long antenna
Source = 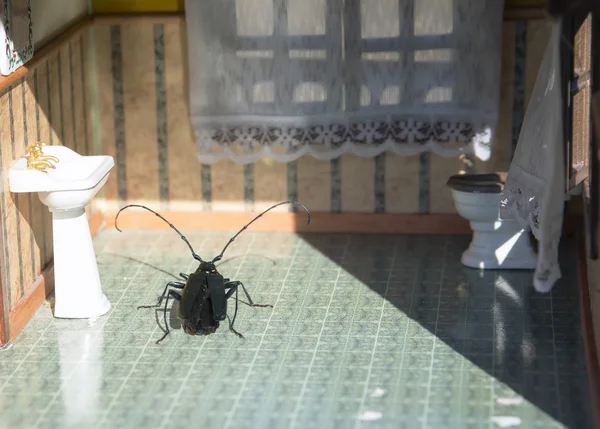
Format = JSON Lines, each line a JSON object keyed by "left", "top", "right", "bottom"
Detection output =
{"left": 115, "top": 204, "right": 203, "bottom": 262}
{"left": 211, "top": 200, "right": 310, "bottom": 263}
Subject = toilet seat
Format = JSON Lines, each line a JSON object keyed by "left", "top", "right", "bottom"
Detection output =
{"left": 446, "top": 173, "right": 504, "bottom": 194}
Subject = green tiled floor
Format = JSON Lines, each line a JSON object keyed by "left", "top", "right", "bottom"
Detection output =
{"left": 0, "top": 231, "right": 594, "bottom": 429}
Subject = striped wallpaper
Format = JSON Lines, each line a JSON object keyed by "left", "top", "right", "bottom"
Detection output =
{"left": 0, "top": 16, "right": 551, "bottom": 314}
{"left": 92, "top": 17, "right": 552, "bottom": 216}
{"left": 0, "top": 28, "right": 93, "bottom": 312}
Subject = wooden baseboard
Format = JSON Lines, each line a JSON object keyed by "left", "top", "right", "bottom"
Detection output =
{"left": 88, "top": 209, "right": 106, "bottom": 237}
{"left": 577, "top": 232, "right": 600, "bottom": 429}
{"left": 1, "top": 210, "right": 106, "bottom": 345}
{"left": 105, "top": 210, "right": 474, "bottom": 235}
{"left": 8, "top": 265, "right": 55, "bottom": 342}
{"left": 105, "top": 209, "right": 582, "bottom": 236}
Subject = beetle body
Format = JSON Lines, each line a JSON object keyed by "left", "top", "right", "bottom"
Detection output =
{"left": 178, "top": 262, "right": 227, "bottom": 336}
{"left": 115, "top": 201, "right": 311, "bottom": 344}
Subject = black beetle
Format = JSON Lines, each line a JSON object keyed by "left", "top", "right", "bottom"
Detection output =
{"left": 114, "top": 201, "right": 311, "bottom": 344}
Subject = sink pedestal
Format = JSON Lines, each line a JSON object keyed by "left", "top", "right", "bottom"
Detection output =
{"left": 51, "top": 207, "right": 111, "bottom": 319}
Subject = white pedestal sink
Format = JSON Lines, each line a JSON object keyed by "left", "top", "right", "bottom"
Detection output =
{"left": 9, "top": 145, "right": 114, "bottom": 319}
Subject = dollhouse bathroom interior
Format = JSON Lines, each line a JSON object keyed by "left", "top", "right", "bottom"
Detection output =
{"left": 0, "top": 0, "right": 599, "bottom": 428}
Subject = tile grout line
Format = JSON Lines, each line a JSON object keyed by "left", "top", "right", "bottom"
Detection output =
{"left": 221, "top": 235, "right": 304, "bottom": 429}
{"left": 422, "top": 237, "right": 447, "bottom": 427}
{"left": 3, "top": 235, "right": 115, "bottom": 401}
{"left": 161, "top": 234, "right": 260, "bottom": 429}
{"left": 30, "top": 237, "right": 155, "bottom": 425}
{"left": 250, "top": 243, "right": 320, "bottom": 429}
{"left": 154, "top": 242, "right": 212, "bottom": 428}
{"left": 389, "top": 242, "right": 418, "bottom": 421}
{"left": 490, "top": 272, "right": 499, "bottom": 429}
{"left": 135, "top": 233, "right": 213, "bottom": 415}
{"left": 82, "top": 234, "right": 136, "bottom": 333}
{"left": 29, "top": 235, "right": 122, "bottom": 427}
{"left": 352, "top": 238, "right": 399, "bottom": 428}
{"left": 458, "top": 253, "right": 469, "bottom": 428}
{"left": 92, "top": 232, "right": 166, "bottom": 429}
{"left": 550, "top": 289, "right": 563, "bottom": 421}
{"left": 34, "top": 319, "right": 130, "bottom": 427}
{"left": 0, "top": 318, "right": 54, "bottom": 391}
{"left": 288, "top": 237, "right": 352, "bottom": 428}
{"left": 320, "top": 238, "right": 367, "bottom": 427}
{"left": 166, "top": 234, "right": 260, "bottom": 423}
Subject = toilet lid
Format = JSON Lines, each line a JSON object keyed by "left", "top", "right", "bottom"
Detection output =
{"left": 446, "top": 173, "right": 504, "bottom": 193}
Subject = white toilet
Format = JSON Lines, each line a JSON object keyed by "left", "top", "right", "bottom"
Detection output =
{"left": 447, "top": 173, "right": 537, "bottom": 270}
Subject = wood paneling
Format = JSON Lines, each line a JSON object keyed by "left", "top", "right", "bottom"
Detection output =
{"left": 254, "top": 158, "right": 288, "bottom": 212}
{"left": 341, "top": 155, "right": 375, "bottom": 213}
{"left": 121, "top": 25, "right": 160, "bottom": 203}
{"left": 94, "top": 24, "right": 118, "bottom": 208}
{"left": 164, "top": 23, "right": 202, "bottom": 208}
{"left": 0, "top": 22, "right": 97, "bottom": 344}
{"left": 385, "top": 154, "right": 420, "bottom": 213}
{"left": 212, "top": 161, "right": 245, "bottom": 212}
{"left": 297, "top": 157, "right": 331, "bottom": 212}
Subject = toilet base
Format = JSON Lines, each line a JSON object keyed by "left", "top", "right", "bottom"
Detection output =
{"left": 51, "top": 207, "right": 111, "bottom": 319}
{"left": 461, "top": 219, "right": 537, "bottom": 270}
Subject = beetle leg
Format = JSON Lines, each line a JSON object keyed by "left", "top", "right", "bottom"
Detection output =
{"left": 225, "top": 281, "right": 273, "bottom": 308}
{"left": 179, "top": 273, "right": 189, "bottom": 281}
{"left": 137, "top": 281, "right": 185, "bottom": 309}
{"left": 155, "top": 290, "right": 182, "bottom": 345}
{"left": 227, "top": 287, "right": 243, "bottom": 339}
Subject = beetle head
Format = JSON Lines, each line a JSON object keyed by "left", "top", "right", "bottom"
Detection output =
{"left": 195, "top": 261, "right": 216, "bottom": 273}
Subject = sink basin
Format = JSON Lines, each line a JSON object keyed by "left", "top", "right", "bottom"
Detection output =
{"left": 8, "top": 144, "right": 114, "bottom": 320}
{"left": 9, "top": 145, "right": 114, "bottom": 193}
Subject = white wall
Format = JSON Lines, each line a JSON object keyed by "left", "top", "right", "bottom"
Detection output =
{"left": 31, "top": 0, "right": 89, "bottom": 46}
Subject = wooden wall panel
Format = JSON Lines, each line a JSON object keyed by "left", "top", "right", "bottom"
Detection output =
{"left": 0, "top": 26, "right": 95, "bottom": 318}
{"left": 254, "top": 159, "right": 288, "bottom": 212}
{"left": 341, "top": 155, "right": 375, "bottom": 213}
{"left": 385, "top": 154, "right": 420, "bottom": 213}
{"left": 429, "top": 155, "right": 464, "bottom": 214}
{"left": 48, "top": 53, "right": 63, "bottom": 147}
{"left": 164, "top": 22, "right": 203, "bottom": 210}
{"left": 72, "top": 37, "right": 87, "bottom": 155}
{"left": 121, "top": 25, "right": 160, "bottom": 204}
{"left": 211, "top": 161, "right": 245, "bottom": 212}
{"left": 297, "top": 157, "right": 331, "bottom": 212}
{"left": 33, "top": 62, "right": 53, "bottom": 268}
{"left": 60, "top": 44, "right": 75, "bottom": 151}
{"left": 93, "top": 24, "right": 118, "bottom": 210}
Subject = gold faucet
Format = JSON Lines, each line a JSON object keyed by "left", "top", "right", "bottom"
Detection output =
{"left": 25, "top": 142, "right": 59, "bottom": 172}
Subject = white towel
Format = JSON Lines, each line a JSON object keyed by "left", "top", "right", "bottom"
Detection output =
{"left": 500, "top": 20, "right": 565, "bottom": 293}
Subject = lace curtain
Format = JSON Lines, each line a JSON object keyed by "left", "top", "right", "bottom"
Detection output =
{"left": 185, "top": 0, "right": 505, "bottom": 164}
